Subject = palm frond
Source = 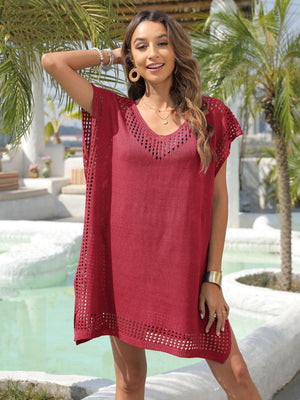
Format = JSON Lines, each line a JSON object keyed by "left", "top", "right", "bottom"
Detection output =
{"left": 279, "top": 34, "right": 300, "bottom": 68}
{"left": 274, "top": 68, "right": 296, "bottom": 138}
{"left": 0, "top": 45, "right": 33, "bottom": 143}
{"left": 0, "top": 0, "right": 132, "bottom": 145}
{"left": 46, "top": 95, "right": 56, "bottom": 117}
{"left": 1, "top": 0, "right": 120, "bottom": 50}
{"left": 256, "top": 140, "right": 300, "bottom": 207}
{"left": 193, "top": 0, "right": 299, "bottom": 141}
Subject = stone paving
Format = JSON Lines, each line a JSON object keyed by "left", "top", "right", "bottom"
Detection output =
{"left": 272, "top": 370, "right": 300, "bottom": 400}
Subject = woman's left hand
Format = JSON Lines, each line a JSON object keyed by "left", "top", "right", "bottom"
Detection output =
{"left": 199, "top": 282, "right": 230, "bottom": 336}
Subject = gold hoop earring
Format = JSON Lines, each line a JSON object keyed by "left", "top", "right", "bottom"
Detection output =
{"left": 129, "top": 67, "right": 140, "bottom": 83}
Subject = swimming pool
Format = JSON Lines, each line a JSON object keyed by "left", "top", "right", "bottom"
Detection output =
{"left": 2, "top": 251, "right": 292, "bottom": 380}
{"left": 1, "top": 220, "right": 299, "bottom": 380}
{"left": 0, "top": 269, "right": 267, "bottom": 380}
{"left": 0, "top": 221, "right": 82, "bottom": 289}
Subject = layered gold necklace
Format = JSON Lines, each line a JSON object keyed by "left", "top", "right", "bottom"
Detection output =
{"left": 141, "top": 98, "right": 175, "bottom": 125}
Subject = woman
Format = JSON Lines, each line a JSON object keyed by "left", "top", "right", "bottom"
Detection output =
{"left": 42, "top": 9, "right": 261, "bottom": 400}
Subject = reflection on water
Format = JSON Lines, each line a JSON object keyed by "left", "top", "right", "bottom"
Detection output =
{"left": 223, "top": 250, "right": 279, "bottom": 274}
{"left": 2, "top": 248, "right": 297, "bottom": 380}
{"left": 223, "top": 248, "right": 300, "bottom": 274}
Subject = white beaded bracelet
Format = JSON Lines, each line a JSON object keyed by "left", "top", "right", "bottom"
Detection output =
{"left": 103, "top": 49, "right": 115, "bottom": 69}
{"left": 91, "top": 47, "right": 115, "bottom": 72}
{"left": 91, "top": 47, "right": 104, "bottom": 72}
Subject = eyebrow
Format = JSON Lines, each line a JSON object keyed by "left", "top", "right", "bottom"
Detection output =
{"left": 133, "top": 34, "right": 168, "bottom": 44}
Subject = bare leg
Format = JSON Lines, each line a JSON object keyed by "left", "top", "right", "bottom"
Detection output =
{"left": 110, "top": 336, "right": 147, "bottom": 400}
{"left": 206, "top": 329, "right": 261, "bottom": 400}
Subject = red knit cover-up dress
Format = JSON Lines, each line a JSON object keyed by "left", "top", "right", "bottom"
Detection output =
{"left": 74, "top": 84, "right": 243, "bottom": 364}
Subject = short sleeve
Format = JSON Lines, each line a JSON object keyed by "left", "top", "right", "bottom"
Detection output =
{"left": 204, "top": 97, "right": 243, "bottom": 176}
{"left": 81, "top": 84, "right": 117, "bottom": 171}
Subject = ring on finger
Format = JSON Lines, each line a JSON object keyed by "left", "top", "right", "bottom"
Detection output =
{"left": 222, "top": 310, "right": 227, "bottom": 315}
{"left": 209, "top": 313, "right": 216, "bottom": 319}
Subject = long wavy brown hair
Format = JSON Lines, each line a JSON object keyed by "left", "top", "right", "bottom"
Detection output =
{"left": 122, "top": 9, "right": 213, "bottom": 171}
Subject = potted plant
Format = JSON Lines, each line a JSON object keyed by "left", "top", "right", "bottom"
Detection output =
{"left": 41, "top": 156, "right": 51, "bottom": 178}
{"left": 28, "top": 164, "right": 39, "bottom": 178}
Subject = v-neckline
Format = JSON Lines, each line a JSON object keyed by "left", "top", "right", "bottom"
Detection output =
{"left": 132, "top": 102, "right": 186, "bottom": 139}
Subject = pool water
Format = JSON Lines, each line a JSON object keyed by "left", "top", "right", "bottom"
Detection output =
{"left": 0, "top": 279, "right": 264, "bottom": 379}
{"left": 1, "top": 249, "right": 298, "bottom": 380}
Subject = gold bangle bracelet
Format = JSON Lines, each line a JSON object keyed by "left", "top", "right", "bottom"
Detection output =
{"left": 202, "top": 271, "right": 222, "bottom": 288}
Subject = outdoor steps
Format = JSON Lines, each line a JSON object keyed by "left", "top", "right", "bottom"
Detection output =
{"left": 0, "top": 177, "right": 70, "bottom": 220}
{"left": 61, "top": 184, "right": 86, "bottom": 195}
{"left": 0, "top": 187, "right": 54, "bottom": 220}
{"left": 20, "top": 177, "right": 70, "bottom": 195}
{"left": 0, "top": 177, "right": 86, "bottom": 220}
{"left": 56, "top": 184, "right": 86, "bottom": 219}
{"left": 0, "top": 187, "right": 48, "bottom": 201}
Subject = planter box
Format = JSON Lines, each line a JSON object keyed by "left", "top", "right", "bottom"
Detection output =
{"left": 71, "top": 168, "right": 86, "bottom": 185}
{"left": 0, "top": 171, "right": 19, "bottom": 191}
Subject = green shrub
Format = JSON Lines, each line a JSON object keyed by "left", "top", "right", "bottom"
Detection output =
{"left": 0, "top": 381, "right": 65, "bottom": 400}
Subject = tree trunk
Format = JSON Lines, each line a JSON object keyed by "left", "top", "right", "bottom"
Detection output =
{"left": 52, "top": 131, "right": 61, "bottom": 144}
{"left": 273, "top": 132, "right": 292, "bottom": 291}
{"left": 262, "top": 96, "right": 292, "bottom": 291}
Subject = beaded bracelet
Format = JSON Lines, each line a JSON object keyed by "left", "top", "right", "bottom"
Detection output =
{"left": 91, "top": 47, "right": 104, "bottom": 72}
{"left": 91, "top": 47, "right": 114, "bottom": 72}
{"left": 103, "top": 49, "right": 115, "bottom": 70}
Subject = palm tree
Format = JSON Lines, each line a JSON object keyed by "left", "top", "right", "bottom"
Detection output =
{"left": 44, "top": 95, "right": 81, "bottom": 144}
{"left": 0, "top": 0, "right": 130, "bottom": 145}
{"left": 192, "top": 0, "right": 300, "bottom": 290}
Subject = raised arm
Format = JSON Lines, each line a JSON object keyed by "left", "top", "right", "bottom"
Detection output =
{"left": 41, "top": 48, "right": 122, "bottom": 114}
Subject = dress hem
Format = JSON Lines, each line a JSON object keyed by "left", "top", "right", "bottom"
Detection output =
{"left": 74, "top": 330, "right": 231, "bottom": 364}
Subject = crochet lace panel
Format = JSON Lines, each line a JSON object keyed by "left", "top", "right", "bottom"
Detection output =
{"left": 75, "top": 311, "right": 231, "bottom": 357}
{"left": 202, "top": 96, "right": 242, "bottom": 174}
{"left": 117, "top": 96, "right": 193, "bottom": 160}
{"left": 115, "top": 96, "right": 240, "bottom": 170}
{"left": 77, "top": 94, "right": 112, "bottom": 324}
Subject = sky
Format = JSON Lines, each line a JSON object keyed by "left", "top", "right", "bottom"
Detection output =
{"left": 265, "top": 0, "right": 300, "bottom": 32}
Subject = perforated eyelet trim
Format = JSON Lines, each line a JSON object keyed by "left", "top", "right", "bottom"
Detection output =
{"left": 76, "top": 93, "right": 109, "bottom": 325}
{"left": 117, "top": 97, "right": 193, "bottom": 160}
{"left": 202, "top": 97, "right": 242, "bottom": 174}
{"left": 75, "top": 311, "right": 231, "bottom": 358}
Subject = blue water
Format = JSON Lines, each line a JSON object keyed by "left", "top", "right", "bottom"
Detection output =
{"left": 0, "top": 242, "right": 300, "bottom": 379}
{"left": 0, "top": 280, "right": 264, "bottom": 379}
{"left": 1, "top": 248, "right": 297, "bottom": 380}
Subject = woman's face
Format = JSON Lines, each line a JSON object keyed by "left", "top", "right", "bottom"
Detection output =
{"left": 130, "top": 21, "right": 176, "bottom": 87}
